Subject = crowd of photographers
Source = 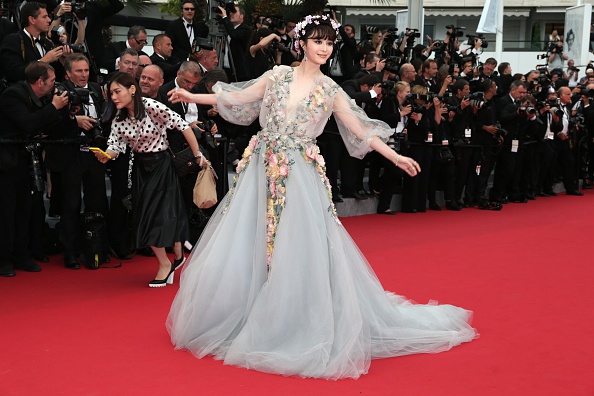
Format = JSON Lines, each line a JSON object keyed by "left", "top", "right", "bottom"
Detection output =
{"left": 0, "top": 2, "right": 592, "bottom": 277}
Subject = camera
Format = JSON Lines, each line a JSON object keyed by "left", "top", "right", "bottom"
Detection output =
{"left": 270, "top": 39, "right": 290, "bottom": 54}
{"left": 212, "top": 0, "right": 236, "bottom": 18}
{"left": 380, "top": 80, "right": 397, "bottom": 98}
{"left": 383, "top": 56, "right": 401, "bottom": 74}
{"left": 446, "top": 25, "right": 465, "bottom": 37}
{"left": 570, "top": 67, "right": 580, "bottom": 72}
{"left": 194, "top": 120, "right": 217, "bottom": 149}
{"left": 467, "top": 34, "right": 488, "bottom": 48}
{"left": 86, "top": 123, "right": 107, "bottom": 146}
{"left": 550, "top": 107, "right": 564, "bottom": 118}
{"left": 261, "top": 14, "right": 286, "bottom": 31}
{"left": 50, "top": 26, "right": 84, "bottom": 53}
{"left": 55, "top": 83, "right": 90, "bottom": 107}
{"left": 548, "top": 42, "right": 562, "bottom": 54}
{"left": 466, "top": 91, "right": 485, "bottom": 108}
{"left": 518, "top": 106, "right": 537, "bottom": 116}
{"left": 570, "top": 114, "right": 585, "bottom": 129}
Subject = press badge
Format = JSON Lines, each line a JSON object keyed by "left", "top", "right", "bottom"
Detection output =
{"left": 476, "top": 163, "right": 481, "bottom": 175}
{"left": 465, "top": 128, "right": 472, "bottom": 138}
{"left": 426, "top": 132, "right": 433, "bottom": 143}
{"left": 511, "top": 139, "right": 519, "bottom": 153}
{"left": 442, "top": 139, "right": 449, "bottom": 145}
{"left": 546, "top": 131, "right": 554, "bottom": 140}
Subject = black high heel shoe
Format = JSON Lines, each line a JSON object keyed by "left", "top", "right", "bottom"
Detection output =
{"left": 149, "top": 268, "right": 175, "bottom": 288}
{"left": 172, "top": 254, "right": 186, "bottom": 271}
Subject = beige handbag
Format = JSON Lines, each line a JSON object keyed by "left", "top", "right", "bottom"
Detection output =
{"left": 193, "top": 161, "right": 218, "bottom": 209}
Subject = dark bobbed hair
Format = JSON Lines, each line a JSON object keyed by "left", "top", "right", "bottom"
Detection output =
{"left": 295, "top": 19, "right": 338, "bottom": 59}
{"left": 104, "top": 72, "right": 146, "bottom": 123}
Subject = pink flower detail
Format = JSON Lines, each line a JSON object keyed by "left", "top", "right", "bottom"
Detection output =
{"left": 315, "top": 153, "right": 325, "bottom": 167}
{"left": 269, "top": 181, "right": 276, "bottom": 197}
{"left": 268, "top": 151, "right": 278, "bottom": 167}
{"left": 279, "top": 165, "right": 289, "bottom": 176}
{"left": 305, "top": 146, "right": 315, "bottom": 160}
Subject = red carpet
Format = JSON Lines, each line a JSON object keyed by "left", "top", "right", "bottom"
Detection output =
{"left": 2, "top": 192, "right": 594, "bottom": 395}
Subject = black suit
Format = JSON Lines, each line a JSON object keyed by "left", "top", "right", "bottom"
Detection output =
{"left": 45, "top": 81, "right": 109, "bottom": 259}
{"left": 102, "top": 41, "right": 148, "bottom": 73}
{"left": 0, "top": 82, "right": 66, "bottom": 266}
{"left": 165, "top": 18, "right": 209, "bottom": 63}
{"left": 0, "top": 30, "right": 65, "bottom": 83}
{"left": 149, "top": 53, "right": 180, "bottom": 83}
{"left": 220, "top": 18, "right": 251, "bottom": 82}
{"left": 338, "top": 28, "right": 358, "bottom": 81}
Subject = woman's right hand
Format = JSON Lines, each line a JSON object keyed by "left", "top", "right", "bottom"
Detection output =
{"left": 168, "top": 88, "right": 192, "bottom": 104}
{"left": 395, "top": 154, "right": 421, "bottom": 177}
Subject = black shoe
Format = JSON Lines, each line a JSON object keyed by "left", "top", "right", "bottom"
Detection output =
{"left": 332, "top": 196, "right": 344, "bottom": 203}
{"left": 456, "top": 200, "right": 467, "bottom": 208}
{"left": 353, "top": 191, "right": 368, "bottom": 200}
{"left": 583, "top": 180, "right": 593, "bottom": 189}
{"left": 445, "top": 201, "right": 462, "bottom": 211}
{"left": 510, "top": 197, "right": 528, "bottom": 203}
{"left": 478, "top": 201, "right": 503, "bottom": 211}
{"left": 14, "top": 259, "right": 42, "bottom": 272}
{"left": 0, "top": 263, "right": 16, "bottom": 277}
{"left": 110, "top": 245, "right": 135, "bottom": 260}
{"left": 527, "top": 193, "right": 536, "bottom": 200}
{"left": 172, "top": 254, "right": 186, "bottom": 271}
{"left": 428, "top": 202, "right": 441, "bottom": 211}
{"left": 538, "top": 192, "right": 551, "bottom": 197}
{"left": 464, "top": 198, "right": 476, "bottom": 208}
{"left": 377, "top": 209, "right": 397, "bottom": 215}
{"left": 149, "top": 268, "right": 174, "bottom": 288}
{"left": 138, "top": 247, "right": 155, "bottom": 257}
{"left": 64, "top": 256, "right": 81, "bottom": 270}
{"left": 499, "top": 196, "right": 509, "bottom": 204}
{"left": 31, "top": 253, "right": 50, "bottom": 262}
{"left": 544, "top": 190, "right": 557, "bottom": 196}
{"left": 566, "top": 190, "right": 584, "bottom": 196}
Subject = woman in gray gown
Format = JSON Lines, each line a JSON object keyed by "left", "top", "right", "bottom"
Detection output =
{"left": 166, "top": 15, "right": 477, "bottom": 379}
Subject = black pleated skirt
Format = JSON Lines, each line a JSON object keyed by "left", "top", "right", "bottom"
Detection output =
{"left": 132, "top": 151, "right": 188, "bottom": 248}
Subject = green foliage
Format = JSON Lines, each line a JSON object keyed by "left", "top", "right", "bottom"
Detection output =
{"left": 531, "top": 22, "right": 542, "bottom": 51}
{"left": 126, "top": 0, "right": 152, "bottom": 15}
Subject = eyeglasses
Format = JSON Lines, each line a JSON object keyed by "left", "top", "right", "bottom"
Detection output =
{"left": 183, "top": 7, "right": 195, "bottom": 11}
{"left": 133, "top": 37, "right": 147, "bottom": 45}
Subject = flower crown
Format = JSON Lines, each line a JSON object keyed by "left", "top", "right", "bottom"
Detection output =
{"left": 293, "top": 15, "right": 341, "bottom": 54}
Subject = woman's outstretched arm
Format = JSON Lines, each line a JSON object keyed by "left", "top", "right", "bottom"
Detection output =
{"left": 168, "top": 88, "right": 217, "bottom": 106}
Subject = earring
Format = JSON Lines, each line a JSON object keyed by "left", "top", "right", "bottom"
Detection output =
{"left": 131, "top": 92, "right": 135, "bottom": 97}
{"left": 303, "top": 52, "right": 308, "bottom": 61}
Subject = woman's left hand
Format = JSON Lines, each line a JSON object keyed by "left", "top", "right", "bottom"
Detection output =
{"left": 396, "top": 154, "right": 420, "bottom": 177}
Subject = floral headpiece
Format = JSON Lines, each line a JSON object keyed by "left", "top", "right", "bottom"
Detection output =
{"left": 293, "top": 15, "right": 341, "bottom": 54}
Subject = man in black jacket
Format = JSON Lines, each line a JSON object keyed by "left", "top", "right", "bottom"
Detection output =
{"left": 44, "top": 54, "right": 109, "bottom": 268}
{"left": 0, "top": 2, "right": 69, "bottom": 84}
{"left": 165, "top": 1, "right": 209, "bottom": 63}
{"left": 103, "top": 25, "right": 148, "bottom": 73}
{"left": 0, "top": 62, "right": 69, "bottom": 277}
{"left": 491, "top": 80, "right": 528, "bottom": 203}
{"left": 218, "top": 4, "right": 252, "bottom": 82}
{"left": 149, "top": 34, "right": 180, "bottom": 83}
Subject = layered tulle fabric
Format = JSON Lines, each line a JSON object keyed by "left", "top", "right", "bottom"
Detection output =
{"left": 167, "top": 132, "right": 477, "bottom": 379}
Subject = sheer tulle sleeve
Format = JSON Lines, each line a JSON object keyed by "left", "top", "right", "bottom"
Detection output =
{"left": 212, "top": 69, "right": 274, "bottom": 126}
{"left": 332, "top": 88, "right": 395, "bottom": 159}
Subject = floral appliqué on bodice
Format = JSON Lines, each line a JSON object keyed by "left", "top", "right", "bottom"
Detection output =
{"left": 224, "top": 68, "right": 341, "bottom": 274}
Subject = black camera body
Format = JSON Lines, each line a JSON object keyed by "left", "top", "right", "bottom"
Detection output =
{"left": 467, "top": 34, "right": 488, "bottom": 48}
{"left": 55, "top": 83, "right": 90, "bottom": 107}
{"left": 383, "top": 56, "right": 401, "bottom": 74}
{"left": 446, "top": 25, "right": 465, "bottom": 37}
{"left": 212, "top": 0, "right": 236, "bottom": 18}
{"left": 50, "top": 26, "right": 84, "bottom": 52}
{"left": 193, "top": 120, "right": 217, "bottom": 149}
{"left": 270, "top": 39, "right": 290, "bottom": 54}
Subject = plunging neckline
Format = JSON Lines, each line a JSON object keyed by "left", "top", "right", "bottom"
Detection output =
{"left": 284, "top": 68, "right": 326, "bottom": 114}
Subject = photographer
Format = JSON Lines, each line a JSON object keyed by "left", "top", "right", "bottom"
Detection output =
{"left": 553, "top": 86, "right": 583, "bottom": 195}
{"left": 581, "top": 83, "right": 594, "bottom": 189}
{"left": 412, "top": 59, "right": 439, "bottom": 94}
{"left": 447, "top": 79, "right": 475, "bottom": 207}
{"left": 0, "top": 62, "right": 69, "bottom": 277}
{"left": 0, "top": 2, "right": 71, "bottom": 84}
{"left": 44, "top": 53, "right": 109, "bottom": 269}
{"left": 401, "top": 85, "right": 442, "bottom": 213}
{"left": 548, "top": 41, "right": 568, "bottom": 75}
{"left": 490, "top": 80, "right": 528, "bottom": 204}
{"left": 49, "top": 2, "right": 86, "bottom": 49}
{"left": 331, "top": 10, "right": 357, "bottom": 81}
{"left": 563, "top": 60, "right": 580, "bottom": 89}
{"left": 247, "top": 28, "right": 281, "bottom": 79}
{"left": 218, "top": 4, "right": 252, "bottom": 82}
{"left": 150, "top": 34, "right": 180, "bottom": 83}
{"left": 103, "top": 26, "right": 148, "bottom": 73}
{"left": 467, "top": 78, "right": 502, "bottom": 210}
